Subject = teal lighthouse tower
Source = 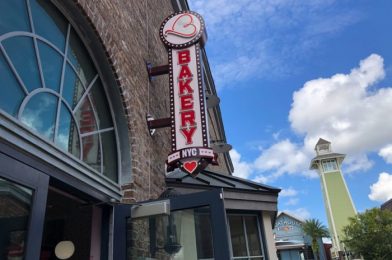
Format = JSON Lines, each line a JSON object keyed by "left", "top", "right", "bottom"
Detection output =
{"left": 310, "top": 138, "right": 357, "bottom": 259}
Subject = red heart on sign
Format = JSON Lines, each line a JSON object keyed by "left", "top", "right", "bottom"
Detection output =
{"left": 183, "top": 161, "right": 198, "bottom": 174}
{"left": 165, "top": 14, "right": 197, "bottom": 38}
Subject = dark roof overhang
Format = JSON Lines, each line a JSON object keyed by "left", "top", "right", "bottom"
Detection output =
{"left": 165, "top": 170, "right": 280, "bottom": 219}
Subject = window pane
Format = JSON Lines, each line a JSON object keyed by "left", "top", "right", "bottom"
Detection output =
{"left": 38, "top": 40, "right": 62, "bottom": 92}
{"left": 74, "top": 97, "right": 98, "bottom": 134}
{"left": 82, "top": 134, "right": 101, "bottom": 173}
{"left": 0, "top": 52, "right": 25, "bottom": 116}
{"left": 244, "top": 216, "right": 262, "bottom": 257}
{"left": 67, "top": 28, "right": 96, "bottom": 86}
{"left": 63, "top": 64, "right": 85, "bottom": 109}
{"left": 229, "top": 215, "right": 247, "bottom": 257}
{"left": 195, "top": 208, "right": 214, "bottom": 259}
{"left": 0, "top": 0, "right": 30, "bottom": 35}
{"left": 20, "top": 92, "right": 57, "bottom": 140}
{"left": 40, "top": 189, "right": 92, "bottom": 259}
{"left": 89, "top": 79, "right": 113, "bottom": 129}
{"left": 0, "top": 177, "right": 33, "bottom": 259}
{"left": 3, "top": 36, "right": 41, "bottom": 91}
{"left": 0, "top": 0, "right": 119, "bottom": 183}
{"left": 30, "top": 0, "right": 67, "bottom": 51}
{"left": 56, "top": 103, "right": 80, "bottom": 158}
{"left": 322, "top": 159, "right": 337, "bottom": 172}
{"left": 102, "top": 131, "right": 117, "bottom": 182}
{"left": 128, "top": 207, "right": 214, "bottom": 260}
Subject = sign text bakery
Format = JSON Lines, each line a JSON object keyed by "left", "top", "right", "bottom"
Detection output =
{"left": 160, "top": 11, "right": 216, "bottom": 176}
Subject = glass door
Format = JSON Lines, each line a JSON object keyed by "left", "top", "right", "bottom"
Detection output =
{"left": 0, "top": 150, "right": 49, "bottom": 260}
{"left": 114, "top": 189, "right": 231, "bottom": 260}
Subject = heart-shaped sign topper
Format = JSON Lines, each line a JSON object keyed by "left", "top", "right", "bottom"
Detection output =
{"left": 160, "top": 11, "right": 205, "bottom": 48}
{"left": 164, "top": 14, "right": 197, "bottom": 38}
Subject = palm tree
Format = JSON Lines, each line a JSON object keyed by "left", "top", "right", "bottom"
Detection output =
{"left": 302, "top": 219, "right": 329, "bottom": 260}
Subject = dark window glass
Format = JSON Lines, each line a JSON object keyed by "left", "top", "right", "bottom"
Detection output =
{"left": 40, "top": 189, "right": 92, "bottom": 259}
{"left": 67, "top": 28, "right": 96, "bottom": 86}
{"left": 0, "top": 0, "right": 30, "bottom": 35}
{"left": 90, "top": 79, "right": 113, "bottom": 129}
{"left": 245, "top": 216, "right": 262, "bottom": 256}
{"left": 229, "top": 215, "right": 247, "bottom": 257}
{"left": 0, "top": 177, "right": 33, "bottom": 259}
{"left": 82, "top": 134, "right": 101, "bottom": 173}
{"left": 0, "top": 52, "right": 25, "bottom": 116}
{"left": 63, "top": 64, "right": 85, "bottom": 109}
{"left": 229, "top": 215, "right": 264, "bottom": 259}
{"left": 3, "top": 36, "right": 41, "bottom": 91}
{"left": 195, "top": 208, "right": 214, "bottom": 259}
{"left": 38, "top": 40, "right": 62, "bottom": 92}
{"left": 56, "top": 103, "right": 80, "bottom": 158}
{"left": 102, "top": 131, "right": 117, "bottom": 182}
{"left": 30, "top": 0, "right": 67, "bottom": 50}
{"left": 20, "top": 92, "right": 57, "bottom": 140}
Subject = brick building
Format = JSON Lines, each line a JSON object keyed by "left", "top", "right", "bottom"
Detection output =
{"left": 0, "top": 0, "right": 279, "bottom": 259}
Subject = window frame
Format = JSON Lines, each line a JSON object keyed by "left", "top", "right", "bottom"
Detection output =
{"left": 322, "top": 159, "right": 338, "bottom": 172}
{"left": 0, "top": 147, "right": 49, "bottom": 260}
{"left": 227, "top": 213, "right": 266, "bottom": 260}
{"left": 0, "top": 0, "right": 131, "bottom": 186}
{"left": 113, "top": 189, "right": 231, "bottom": 260}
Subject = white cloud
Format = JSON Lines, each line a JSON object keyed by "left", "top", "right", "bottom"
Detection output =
{"left": 213, "top": 53, "right": 272, "bottom": 90}
{"left": 280, "top": 187, "right": 299, "bottom": 197}
{"left": 190, "top": 0, "right": 362, "bottom": 88}
{"left": 20, "top": 95, "right": 57, "bottom": 139}
{"left": 284, "top": 208, "right": 310, "bottom": 220}
{"left": 280, "top": 189, "right": 301, "bottom": 207}
{"left": 289, "top": 54, "right": 392, "bottom": 170}
{"left": 368, "top": 172, "right": 392, "bottom": 202}
{"left": 230, "top": 54, "right": 392, "bottom": 183}
{"left": 285, "top": 198, "right": 299, "bottom": 206}
{"left": 230, "top": 142, "right": 317, "bottom": 184}
{"left": 379, "top": 144, "right": 392, "bottom": 164}
{"left": 344, "top": 154, "right": 374, "bottom": 174}
{"left": 230, "top": 149, "right": 252, "bottom": 179}
{"left": 290, "top": 54, "right": 388, "bottom": 157}
{"left": 252, "top": 139, "right": 317, "bottom": 181}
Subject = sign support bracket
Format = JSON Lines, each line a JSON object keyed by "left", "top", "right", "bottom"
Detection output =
{"left": 146, "top": 63, "right": 170, "bottom": 80}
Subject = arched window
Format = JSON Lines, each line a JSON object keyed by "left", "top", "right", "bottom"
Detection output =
{"left": 0, "top": 0, "right": 118, "bottom": 182}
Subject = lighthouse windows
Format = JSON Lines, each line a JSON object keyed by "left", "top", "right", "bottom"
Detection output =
{"left": 322, "top": 159, "right": 338, "bottom": 172}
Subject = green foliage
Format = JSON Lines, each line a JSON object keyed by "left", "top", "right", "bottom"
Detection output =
{"left": 302, "top": 219, "right": 329, "bottom": 260}
{"left": 343, "top": 208, "right": 392, "bottom": 260}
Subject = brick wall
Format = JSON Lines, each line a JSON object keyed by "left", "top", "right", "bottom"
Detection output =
{"left": 71, "top": 0, "right": 233, "bottom": 204}
{"left": 74, "top": 0, "right": 175, "bottom": 202}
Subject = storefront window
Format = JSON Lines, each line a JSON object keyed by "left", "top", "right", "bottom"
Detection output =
{"left": 228, "top": 215, "right": 265, "bottom": 260}
{"left": 0, "top": 177, "right": 33, "bottom": 259}
{"left": 127, "top": 207, "right": 214, "bottom": 259}
{"left": 40, "top": 189, "right": 93, "bottom": 259}
{"left": 0, "top": 0, "right": 118, "bottom": 182}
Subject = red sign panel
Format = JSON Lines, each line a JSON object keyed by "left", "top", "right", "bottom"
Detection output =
{"left": 160, "top": 11, "right": 216, "bottom": 176}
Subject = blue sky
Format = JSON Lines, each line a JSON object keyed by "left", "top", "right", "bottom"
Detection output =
{"left": 189, "top": 0, "right": 392, "bottom": 224}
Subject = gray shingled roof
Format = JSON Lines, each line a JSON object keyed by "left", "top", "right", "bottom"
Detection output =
{"left": 312, "top": 153, "right": 345, "bottom": 161}
{"left": 316, "top": 138, "right": 331, "bottom": 146}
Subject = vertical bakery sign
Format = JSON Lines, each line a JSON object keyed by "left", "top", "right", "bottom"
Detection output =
{"left": 160, "top": 11, "right": 216, "bottom": 177}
